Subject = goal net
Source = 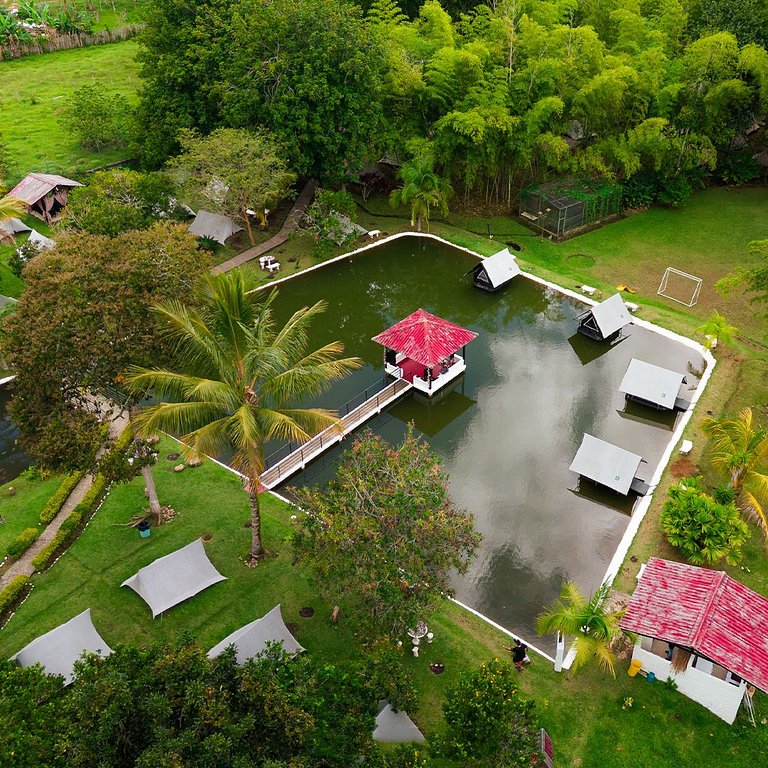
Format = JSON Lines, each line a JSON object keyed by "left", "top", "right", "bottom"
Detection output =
{"left": 657, "top": 267, "right": 702, "bottom": 307}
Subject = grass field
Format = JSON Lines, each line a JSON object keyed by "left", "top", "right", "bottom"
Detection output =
{"left": 0, "top": 471, "right": 61, "bottom": 556}
{"left": 0, "top": 41, "right": 140, "bottom": 183}
{"left": 1, "top": 437, "right": 767, "bottom": 766}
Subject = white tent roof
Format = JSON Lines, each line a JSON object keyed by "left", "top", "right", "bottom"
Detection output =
{"left": 619, "top": 359, "right": 686, "bottom": 409}
{"left": 589, "top": 293, "right": 631, "bottom": 337}
{"left": 27, "top": 229, "right": 56, "bottom": 250}
{"left": 121, "top": 538, "right": 226, "bottom": 618}
{"left": 207, "top": 604, "right": 305, "bottom": 662}
{"left": 569, "top": 433, "right": 643, "bottom": 495}
{"left": 10, "top": 609, "right": 111, "bottom": 684}
{"left": 0, "top": 217, "right": 31, "bottom": 238}
{"left": 188, "top": 210, "right": 242, "bottom": 245}
{"left": 477, "top": 248, "right": 522, "bottom": 287}
{"left": 373, "top": 701, "right": 425, "bottom": 743}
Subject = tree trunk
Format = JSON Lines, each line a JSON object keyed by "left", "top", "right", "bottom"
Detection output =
{"left": 249, "top": 480, "right": 266, "bottom": 560}
{"left": 143, "top": 464, "right": 162, "bottom": 524}
{"left": 416, "top": 213, "right": 423, "bottom": 232}
{"left": 242, "top": 208, "right": 256, "bottom": 245}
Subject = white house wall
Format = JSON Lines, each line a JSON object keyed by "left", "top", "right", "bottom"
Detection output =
{"left": 632, "top": 643, "right": 745, "bottom": 724}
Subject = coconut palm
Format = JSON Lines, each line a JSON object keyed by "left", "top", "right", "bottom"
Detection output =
{"left": 125, "top": 271, "right": 361, "bottom": 561}
{"left": 702, "top": 407, "right": 768, "bottom": 546}
{"left": 694, "top": 310, "right": 739, "bottom": 350}
{"left": 537, "top": 581, "right": 627, "bottom": 677}
{"left": 0, "top": 196, "right": 25, "bottom": 223}
{"left": 389, "top": 156, "right": 453, "bottom": 232}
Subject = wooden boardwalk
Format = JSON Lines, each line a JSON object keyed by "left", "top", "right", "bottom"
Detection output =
{"left": 260, "top": 377, "right": 412, "bottom": 489}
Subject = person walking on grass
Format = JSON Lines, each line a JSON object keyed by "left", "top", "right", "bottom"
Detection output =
{"left": 504, "top": 639, "right": 529, "bottom": 671}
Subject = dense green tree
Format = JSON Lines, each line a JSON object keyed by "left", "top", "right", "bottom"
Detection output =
{"left": 537, "top": 581, "right": 627, "bottom": 676}
{"left": 63, "top": 169, "right": 185, "bottom": 237}
{"left": 126, "top": 272, "right": 361, "bottom": 561}
{"left": 687, "top": 0, "right": 768, "bottom": 48}
{"left": 292, "top": 427, "right": 480, "bottom": 635}
{"left": 170, "top": 128, "right": 296, "bottom": 244}
{"left": 389, "top": 155, "right": 453, "bottom": 231}
{"left": 59, "top": 84, "right": 132, "bottom": 153}
{"left": 661, "top": 476, "right": 749, "bottom": 565}
{"left": 2, "top": 222, "right": 209, "bottom": 470}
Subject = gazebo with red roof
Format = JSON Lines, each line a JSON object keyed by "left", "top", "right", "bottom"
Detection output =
{"left": 372, "top": 309, "right": 478, "bottom": 397}
{"left": 620, "top": 557, "right": 768, "bottom": 723}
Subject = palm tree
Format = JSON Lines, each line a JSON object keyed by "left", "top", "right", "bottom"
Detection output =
{"left": 702, "top": 407, "right": 768, "bottom": 546}
{"left": 694, "top": 310, "right": 738, "bottom": 350}
{"left": 537, "top": 581, "right": 627, "bottom": 677}
{"left": 389, "top": 156, "right": 453, "bottom": 232}
{"left": 125, "top": 272, "right": 361, "bottom": 561}
{"left": 0, "top": 196, "right": 25, "bottom": 224}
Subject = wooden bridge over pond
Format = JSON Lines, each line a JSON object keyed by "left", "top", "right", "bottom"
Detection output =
{"left": 259, "top": 377, "right": 412, "bottom": 489}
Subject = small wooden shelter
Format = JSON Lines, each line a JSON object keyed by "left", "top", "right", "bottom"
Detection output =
{"left": 569, "top": 433, "right": 648, "bottom": 495}
{"left": 469, "top": 248, "right": 522, "bottom": 292}
{"left": 619, "top": 359, "right": 689, "bottom": 412}
{"left": 577, "top": 293, "right": 631, "bottom": 341}
{"left": 621, "top": 557, "right": 768, "bottom": 723}
{"left": 372, "top": 308, "right": 478, "bottom": 397}
{"left": 8, "top": 173, "right": 83, "bottom": 223}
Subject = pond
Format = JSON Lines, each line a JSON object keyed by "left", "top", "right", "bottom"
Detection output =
{"left": 0, "top": 384, "right": 30, "bottom": 484}
{"left": 268, "top": 236, "right": 704, "bottom": 647}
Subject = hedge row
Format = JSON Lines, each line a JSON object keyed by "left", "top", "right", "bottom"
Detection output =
{"left": 32, "top": 473, "right": 110, "bottom": 573}
{"left": 0, "top": 575, "right": 30, "bottom": 616}
{"left": 38, "top": 471, "right": 85, "bottom": 525}
{"left": 6, "top": 527, "right": 41, "bottom": 559}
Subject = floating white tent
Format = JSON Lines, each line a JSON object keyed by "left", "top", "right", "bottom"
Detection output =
{"left": 10, "top": 609, "right": 111, "bottom": 684}
{"left": 619, "top": 358, "right": 689, "bottom": 411}
{"left": 577, "top": 293, "right": 631, "bottom": 341}
{"left": 372, "top": 701, "right": 425, "bottom": 744}
{"left": 188, "top": 210, "right": 243, "bottom": 245}
{"left": 121, "top": 538, "right": 226, "bottom": 618}
{"left": 469, "top": 248, "right": 522, "bottom": 292}
{"left": 569, "top": 433, "right": 646, "bottom": 495}
{"left": 207, "top": 604, "right": 304, "bottom": 663}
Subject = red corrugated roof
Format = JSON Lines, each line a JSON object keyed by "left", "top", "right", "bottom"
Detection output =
{"left": 8, "top": 173, "right": 82, "bottom": 205}
{"left": 372, "top": 309, "right": 478, "bottom": 367}
{"left": 621, "top": 557, "right": 768, "bottom": 692}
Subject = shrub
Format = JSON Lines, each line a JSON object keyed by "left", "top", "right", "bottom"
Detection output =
{"left": 661, "top": 476, "right": 749, "bottom": 565}
{"left": 657, "top": 177, "right": 693, "bottom": 208}
{"left": 6, "top": 527, "right": 41, "bottom": 559}
{"left": 621, "top": 174, "right": 657, "bottom": 209}
{"left": 0, "top": 575, "right": 30, "bottom": 616}
{"left": 39, "top": 471, "right": 84, "bottom": 525}
{"left": 58, "top": 84, "right": 132, "bottom": 152}
{"left": 439, "top": 658, "right": 538, "bottom": 764}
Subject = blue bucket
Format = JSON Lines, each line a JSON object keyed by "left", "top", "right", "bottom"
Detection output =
{"left": 647, "top": 671, "right": 656, "bottom": 683}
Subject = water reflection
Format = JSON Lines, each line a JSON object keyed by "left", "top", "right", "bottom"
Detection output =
{"left": 0, "top": 386, "right": 30, "bottom": 484}
{"left": 269, "top": 237, "right": 704, "bottom": 645}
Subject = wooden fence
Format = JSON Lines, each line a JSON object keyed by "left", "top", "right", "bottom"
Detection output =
{"left": 0, "top": 25, "right": 140, "bottom": 60}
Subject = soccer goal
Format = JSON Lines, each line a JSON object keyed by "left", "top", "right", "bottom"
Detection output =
{"left": 657, "top": 267, "right": 702, "bottom": 307}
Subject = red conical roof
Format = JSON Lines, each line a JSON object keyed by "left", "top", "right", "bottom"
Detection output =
{"left": 372, "top": 309, "right": 477, "bottom": 367}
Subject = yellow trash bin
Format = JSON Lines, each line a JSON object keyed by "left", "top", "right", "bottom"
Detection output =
{"left": 628, "top": 659, "right": 642, "bottom": 678}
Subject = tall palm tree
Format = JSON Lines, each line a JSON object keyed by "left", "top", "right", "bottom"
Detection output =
{"left": 389, "top": 156, "right": 453, "bottom": 232}
{"left": 125, "top": 272, "right": 361, "bottom": 561}
{"left": 537, "top": 581, "right": 627, "bottom": 677}
{"left": 702, "top": 407, "right": 768, "bottom": 546}
{"left": 694, "top": 310, "right": 739, "bottom": 350}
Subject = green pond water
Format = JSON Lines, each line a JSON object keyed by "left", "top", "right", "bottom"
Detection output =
{"left": 268, "top": 236, "right": 704, "bottom": 646}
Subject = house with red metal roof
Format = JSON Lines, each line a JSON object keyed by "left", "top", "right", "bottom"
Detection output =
{"left": 620, "top": 557, "right": 768, "bottom": 723}
{"left": 8, "top": 173, "right": 83, "bottom": 223}
{"left": 372, "top": 308, "right": 477, "bottom": 397}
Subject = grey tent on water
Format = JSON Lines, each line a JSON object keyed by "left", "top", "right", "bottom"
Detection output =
{"left": 26, "top": 229, "right": 56, "bottom": 250}
{"left": 188, "top": 210, "right": 243, "bottom": 245}
{"left": 207, "top": 604, "right": 305, "bottom": 662}
{"left": 469, "top": 248, "right": 522, "bottom": 292}
{"left": 373, "top": 701, "right": 425, "bottom": 744}
{"left": 121, "top": 538, "right": 226, "bottom": 618}
{"left": 619, "top": 359, "right": 689, "bottom": 411}
{"left": 0, "top": 217, "right": 31, "bottom": 244}
{"left": 569, "top": 433, "right": 647, "bottom": 495}
{"left": 577, "top": 293, "right": 631, "bottom": 341}
{"left": 10, "top": 609, "right": 111, "bottom": 684}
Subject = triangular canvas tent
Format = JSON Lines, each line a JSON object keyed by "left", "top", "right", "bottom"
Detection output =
{"left": 207, "top": 604, "right": 305, "bottom": 662}
{"left": 10, "top": 609, "right": 112, "bottom": 684}
{"left": 372, "top": 701, "right": 425, "bottom": 743}
{"left": 188, "top": 210, "right": 242, "bottom": 245}
{"left": 121, "top": 538, "right": 227, "bottom": 618}
{"left": 27, "top": 229, "right": 56, "bottom": 250}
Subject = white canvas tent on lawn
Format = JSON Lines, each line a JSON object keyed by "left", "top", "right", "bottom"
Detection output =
{"left": 372, "top": 701, "right": 425, "bottom": 743}
{"left": 0, "top": 217, "right": 31, "bottom": 244}
{"left": 207, "top": 604, "right": 305, "bottom": 663}
{"left": 188, "top": 210, "right": 242, "bottom": 245}
{"left": 26, "top": 229, "right": 56, "bottom": 250}
{"left": 121, "top": 538, "right": 226, "bottom": 618}
{"left": 10, "top": 609, "right": 112, "bottom": 685}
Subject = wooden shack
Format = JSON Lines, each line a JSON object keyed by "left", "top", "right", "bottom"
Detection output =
{"left": 8, "top": 173, "right": 83, "bottom": 223}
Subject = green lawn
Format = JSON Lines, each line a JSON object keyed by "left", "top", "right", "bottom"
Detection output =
{"left": 0, "top": 41, "right": 140, "bottom": 183}
{"left": 0, "top": 215, "right": 53, "bottom": 298}
{"left": 2, "top": 437, "right": 767, "bottom": 767}
{"left": 0, "top": 472, "right": 62, "bottom": 556}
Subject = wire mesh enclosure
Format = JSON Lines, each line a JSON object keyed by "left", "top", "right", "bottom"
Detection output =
{"left": 519, "top": 180, "right": 622, "bottom": 238}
